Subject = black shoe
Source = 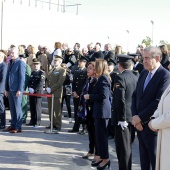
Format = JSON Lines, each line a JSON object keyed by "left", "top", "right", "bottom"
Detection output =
{"left": 0, "top": 125, "right": 5, "bottom": 129}
{"left": 46, "top": 125, "right": 56, "bottom": 129}
{"left": 22, "top": 120, "right": 26, "bottom": 124}
{"left": 97, "top": 160, "right": 110, "bottom": 170}
{"left": 26, "top": 122, "right": 35, "bottom": 126}
{"left": 78, "top": 129, "right": 86, "bottom": 135}
{"left": 54, "top": 127, "right": 61, "bottom": 131}
{"left": 82, "top": 153, "right": 94, "bottom": 159}
{"left": 68, "top": 129, "right": 79, "bottom": 133}
{"left": 91, "top": 160, "right": 103, "bottom": 167}
{"left": 108, "top": 135, "right": 114, "bottom": 140}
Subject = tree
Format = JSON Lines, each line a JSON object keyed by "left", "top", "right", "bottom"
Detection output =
{"left": 141, "top": 36, "right": 152, "bottom": 47}
{"left": 159, "top": 40, "right": 170, "bottom": 51}
{"left": 159, "top": 40, "right": 168, "bottom": 45}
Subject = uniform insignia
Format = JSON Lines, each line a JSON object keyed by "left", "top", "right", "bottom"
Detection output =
{"left": 115, "top": 83, "right": 120, "bottom": 88}
{"left": 41, "top": 75, "right": 45, "bottom": 79}
{"left": 54, "top": 72, "right": 59, "bottom": 75}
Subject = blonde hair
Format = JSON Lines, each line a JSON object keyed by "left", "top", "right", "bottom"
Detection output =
{"left": 95, "top": 59, "right": 111, "bottom": 80}
{"left": 54, "top": 42, "right": 62, "bottom": 49}
{"left": 18, "top": 45, "right": 25, "bottom": 55}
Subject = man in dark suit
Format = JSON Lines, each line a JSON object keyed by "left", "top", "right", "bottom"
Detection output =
{"left": 0, "top": 52, "right": 7, "bottom": 129}
{"left": 131, "top": 46, "right": 170, "bottom": 170}
{"left": 89, "top": 42, "right": 104, "bottom": 62}
{"left": 104, "top": 43, "right": 117, "bottom": 65}
{"left": 68, "top": 56, "right": 88, "bottom": 133}
{"left": 129, "top": 53, "right": 144, "bottom": 74}
{"left": 4, "top": 47, "right": 26, "bottom": 133}
{"left": 27, "top": 58, "right": 45, "bottom": 126}
{"left": 112, "top": 55, "right": 138, "bottom": 170}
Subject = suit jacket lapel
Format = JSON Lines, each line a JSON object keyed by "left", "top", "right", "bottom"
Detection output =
{"left": 139, "top": 71, "right": 148, "bottom": 98}
{"left": 141, "top": 66, "right": 162, "bottom": 97}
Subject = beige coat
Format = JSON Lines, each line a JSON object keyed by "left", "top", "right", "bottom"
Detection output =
{"left": 27, "top": 54, "right": 36, "bottom": 71}
{"left": 38, "top": 54, "right": 48, "bottom": 75}
{"left": 151, "top": 84, "right": 170, "bottom": 170}
{"left": 46, "top": 66, "right": 66, "bottom": 98}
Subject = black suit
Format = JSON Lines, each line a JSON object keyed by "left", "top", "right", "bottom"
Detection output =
{"left": 89, "top": 75, "right": 111, "bottom": 159}
{"left": 90, "top": 50, "right": 104, "bottom": 62}
{"left": 133, "top": 62, "right": 144, "bottom": 74}
{"left": 131, "top": 65, "right": 170, "bottom": 170}
{"left": 112, "top": 70, "right": 138, "bottom": 170}
{"left": 104, "top": 51, "right": 117, "bottom": 65}
{"left": 0, "top": 62, "right": 7, "bottom": 127}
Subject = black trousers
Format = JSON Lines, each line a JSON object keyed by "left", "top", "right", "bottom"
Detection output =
{"left": 115, "top": 125, "right": 132, "bottom": 170}
{"left": 29, "top": 96, "right": 42, "bottom": 125}
{"left": 137, "top": 125, "right": 157, "bottom": 170}
{"left": 107, "top": 118, "right": 114, "bottom": 138}
{"left": 95, "top": 118, "right": 109, "bottom": 159}
{"left": 0, "top": 95, "right": 5, "bottom": 126}
{"left": 72, "top": 97, "right": 80, "bottom": 130}
{"left": 86, "top": 110, "right": 98, "bottom": 155}
{"left": 61, "top": 95, "right": 71, "bottom": 118}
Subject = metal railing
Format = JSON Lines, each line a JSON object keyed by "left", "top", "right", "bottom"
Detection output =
{"left": 4, "top": 0, "right": 81, "bottom": 15}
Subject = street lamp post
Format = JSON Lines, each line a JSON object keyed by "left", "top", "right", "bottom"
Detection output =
{"left": 0, "top": 0, "right": 3, "bottom": 49}
{"left": 151, "top": 20, "right": 154, "bottom": 45}
{"left": 126, "top": 30, "right": 129, "bottom": 54}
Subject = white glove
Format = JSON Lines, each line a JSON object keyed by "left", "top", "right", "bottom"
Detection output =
{"left": 118, "top": 121, "right": 128, "bottom": 130}
{"left": 51, "top": 60, "right": 54, "bottom": 66}
{"left": 46, "top": 87, "right": 51, "bottom": 93}
{"left": 28, "top": 87, "right": 34, "bottom": 94}
{"left": 66, "top": 62, "right": 72, "bottom": 68}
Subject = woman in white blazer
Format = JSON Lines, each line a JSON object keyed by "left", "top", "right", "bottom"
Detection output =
{"left": 149, "top": 84, "right": 170, "bottom": 170}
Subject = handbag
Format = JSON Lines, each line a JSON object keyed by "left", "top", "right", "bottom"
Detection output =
{"left": 65, "top": 85, "right": 72, "bottom": 95}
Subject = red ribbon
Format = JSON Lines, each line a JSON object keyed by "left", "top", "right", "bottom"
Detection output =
{"left": 23, "top": 92, "right": 52, "bottom": 98}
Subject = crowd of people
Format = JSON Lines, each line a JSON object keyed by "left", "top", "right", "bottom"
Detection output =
{"left": 0, "top": 42, "right": 170, "bottom": 170}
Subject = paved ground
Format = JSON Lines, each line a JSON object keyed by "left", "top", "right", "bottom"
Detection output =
{"left": 0, "top": 110, "right": 141, "bottom": 170}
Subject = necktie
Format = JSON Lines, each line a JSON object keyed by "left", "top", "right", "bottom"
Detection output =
{"left": 143, "top": 72, "right": 152, "bottom": 91}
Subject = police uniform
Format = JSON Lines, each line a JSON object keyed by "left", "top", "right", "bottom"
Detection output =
{"left": 129, "top": 53, "right": 144, "bottom": 74}
{"left": 27, "top": 58, "right": 45, "bottom": 126}
{"left": 107, "top": 60, "right": 118, "bottom": 139}
{"left": 112, "top": 55, "right": 138, "bottom": 170}
{"left": 68, "top": 56, "right": 88, "bottom": 132}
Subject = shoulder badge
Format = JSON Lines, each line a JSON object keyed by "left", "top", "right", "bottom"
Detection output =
{"left": 41, "top": 75, "right": 45, "bottom": 79}
{"left": 115, "top": 83, "right": 121, "bottom": 88}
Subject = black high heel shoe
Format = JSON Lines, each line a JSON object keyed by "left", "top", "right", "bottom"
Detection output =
{"left": 91, "top": 159, "right": 103, "bottom": 167}
{"left": 97, "top": 160, "right": 110, "bottom": 170}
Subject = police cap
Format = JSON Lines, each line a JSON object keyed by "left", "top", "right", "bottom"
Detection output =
{"left": 128, "top": 53, "right": 140, "bottom": 57}
{"left": 32, "top": 58, "right": 41, "bottom": 64}
{"left": 78, "top": 56, "right": 89, "bottom": 62}
{"left": 107, "top": 58, "right": 115, "bottom": 66}
{"left": 117, "top": 54, "right": 133, "bottom": 62}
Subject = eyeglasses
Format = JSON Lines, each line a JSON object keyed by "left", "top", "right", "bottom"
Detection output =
{"left": 68, "top": 51, "right": 72, "bottom": 52}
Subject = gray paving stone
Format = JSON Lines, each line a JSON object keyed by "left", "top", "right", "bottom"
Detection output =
{"left": 0, "top": 111, "right": 141, "bottom": 170}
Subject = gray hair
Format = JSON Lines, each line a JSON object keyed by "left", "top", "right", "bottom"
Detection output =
{"left": 144, "top": 46, "right": 162, "bottom": 60}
